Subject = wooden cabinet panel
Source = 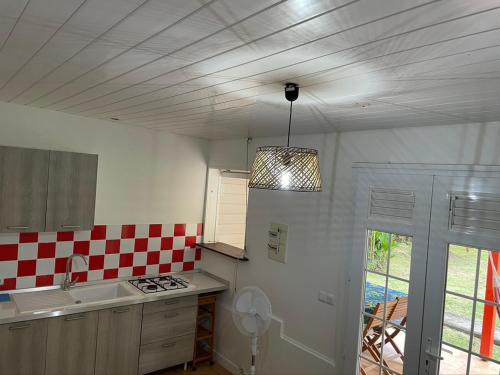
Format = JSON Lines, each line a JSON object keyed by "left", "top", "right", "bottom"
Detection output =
{"left": 45, "top": 151, "right": 98, "bottom": 232}
{"left": 139, "top": 334, "right": 194, "bottom": 375}
{"left": 142, "top": 305, "right": 197, "bottom": 345}
{"left": 0, "top": 319, "right": 48, "bottom": 375}
{"left": 143, "top": 295, "right": 197, "bottom": 315}
{"left": 95, "top": 305, "right": 143, "bottom": 375}
{"left": 0, "top": 146, "right": 49, "bottom": 232}
{"left": 45, "top": 312, "right": 98, "bottom": 375}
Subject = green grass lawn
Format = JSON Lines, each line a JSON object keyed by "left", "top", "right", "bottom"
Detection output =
{"left": 365, "top": 232, "right": 500, "bottom": 361}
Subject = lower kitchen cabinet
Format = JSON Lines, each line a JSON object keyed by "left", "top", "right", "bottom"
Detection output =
{"left": 139, "top": 296, "right": 198, "bottom": 374}
{"left": 0, "top": 319, "right": 48, "bottom": 375}
{"left": 95, "top": 304, "right": 143, "bottom": 375}
{"left": 45, "top": 311, "right": 99, "bottom": 375}
{"left": 139, "top": 334, "right": 195, "bottom": 375}
{"left": 0, "top": 297, "right": 201, "bottom": 375}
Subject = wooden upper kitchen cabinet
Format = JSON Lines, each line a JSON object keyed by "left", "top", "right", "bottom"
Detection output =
{"left": 45, "top": 311, "right": 99, "bottom": 375}
{"left": 95, "top": 304, "right": 143, "bottom": 375}
{"left": 0, "top": 319, "right": 48, "bottom": 375}
{"left": 0, "top": 146, "right": 49, "bottom": 233}
{"left": 45, "top": 150, "right": 98, "bottom": 232}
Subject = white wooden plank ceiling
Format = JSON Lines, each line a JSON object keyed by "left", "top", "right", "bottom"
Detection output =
{"left": 0, "top": 0, "right": 499, "bottom": 139}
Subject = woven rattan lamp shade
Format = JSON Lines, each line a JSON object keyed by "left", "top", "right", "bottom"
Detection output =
{"left": 248, "top": 146, "right": 322, "bottom": 192}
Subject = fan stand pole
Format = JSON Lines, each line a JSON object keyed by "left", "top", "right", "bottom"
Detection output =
{"left": 250, "top": 335, "right": 258, "bottom": 375}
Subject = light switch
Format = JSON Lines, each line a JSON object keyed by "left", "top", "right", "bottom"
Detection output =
{"left": 268, "top": 223, "right": 288, "bottom": 263}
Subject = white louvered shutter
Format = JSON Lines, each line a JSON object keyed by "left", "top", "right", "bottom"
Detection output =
{"left": 449, "top": 193, "right": 500, "bottom": 235}
{"left": 369, "top": 187, "right": 415, "bottom": 223}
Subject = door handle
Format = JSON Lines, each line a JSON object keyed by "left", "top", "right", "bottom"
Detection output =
{"left": 161, "top": 342, "right": 176, "bottom": 349}
{"left": 164, "top": 311, "right": 179, "bottom": 319}
{"left": 164, "top": 300, "right": 179, "bottom": 305}
{"left": 6, "top": 226, "right": 30, "bottom": 230}
{"left": 64, "top": 314, "right": 86, "bottom": 321}
{"left": 9, "top": 323, "right": 32, "bottom": 330}
{"left": 61, "top": 225, "right": 81, "bottom": 229}
{"left": 113, "top": 307, "right": 130, "bottom": 314}
{"left": 425, "top": 338, "right": 444, "bottom": 361}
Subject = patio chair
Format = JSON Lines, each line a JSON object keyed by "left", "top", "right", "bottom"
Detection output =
{"left": 361, "top": 297, "right": 407, "bottom": 375}
{"left": 380, "top": 297, "right": 408, "bottom": 360}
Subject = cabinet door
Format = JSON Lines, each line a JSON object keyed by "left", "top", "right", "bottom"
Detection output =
{"left": 45, "top": 312, "right": 98, "bottom": 375}
{"left": 95, "top": 304, "right": 143, "bottom": 375}
{"left": 45, "top": 151, "right": 98, "bottom": 232}
{"left": 0, "top": 319, "right": 48, "bottom": 375}
{"left": 0, "top": 146, "right": 49, "bottom": 232}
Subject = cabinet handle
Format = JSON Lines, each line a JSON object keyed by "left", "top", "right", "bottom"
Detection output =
{"left": 164, "top": 300, "right": 179, "bottom": 305}
{"left": 161, "top": 342, "right": 176, "bottom": 349}
{"left": 61, "top": 225, "right": 81, "bottom": 229}
{"left": 164, "top": 311, "right": 179, "bottom": 319}
{"left": 64, "top": 314, "right": 86, "bottom": 321}
{"left": 6, "top": 226, "right": 30, "bottom": 230}
{"left": 9, "top": 323, "right": 32, "bottom": 330}
{"left": 113, "top": 307, "right": 130, "bottom": 314}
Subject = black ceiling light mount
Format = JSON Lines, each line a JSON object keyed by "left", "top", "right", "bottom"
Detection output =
{"left": 248, "top": 82, "right": 322, "bottom": 192}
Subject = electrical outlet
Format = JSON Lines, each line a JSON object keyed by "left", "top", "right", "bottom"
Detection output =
{"left": 318, "top": 291, "right": 327, "bottom": 303}
{"left": 326, "top": 293, "right": 335, "bottom": 306}
{"left": 318, "top": 291, "right": 335, "bottom": 306}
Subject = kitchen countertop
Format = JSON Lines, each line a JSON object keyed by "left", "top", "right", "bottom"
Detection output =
{"left": 0, "top": 271, "right": 228, "bottom": 325}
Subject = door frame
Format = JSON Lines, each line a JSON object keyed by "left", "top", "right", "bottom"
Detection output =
{"left": 344, "top": 163, "right": 500, "bottom": 375}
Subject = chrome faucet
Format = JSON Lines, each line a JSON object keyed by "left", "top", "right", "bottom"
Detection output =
{"left": 61, "top": 253, "right": 88, "bottom": 291}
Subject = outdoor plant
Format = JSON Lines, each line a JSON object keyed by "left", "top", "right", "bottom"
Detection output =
{"left": 368, "top": 231, "right": 397, "bottom": 272}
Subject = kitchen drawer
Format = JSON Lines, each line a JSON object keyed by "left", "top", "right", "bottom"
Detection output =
{"left": 143, "top": 295, "right": 197, "bottom": 314}
{"left": 139, "top": 334, "right": 194, "bottom": 375}
{"left": 141, "top": 305, "right": 197, "bottom": 344}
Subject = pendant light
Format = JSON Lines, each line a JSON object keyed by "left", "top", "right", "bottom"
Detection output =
{"left": 248, "top": 83, "right": 322, "bottom": 192}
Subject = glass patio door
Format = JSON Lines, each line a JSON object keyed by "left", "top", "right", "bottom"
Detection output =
{"left": 345, "top": 170, "right": 434, "bottom": 375}
{"left": 421, "top": 175, "right": 500, "bottom": 375}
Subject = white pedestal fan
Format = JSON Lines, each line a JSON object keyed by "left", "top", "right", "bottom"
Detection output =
{"left": 232, "top": 286, "right": 272, "bottom": 375}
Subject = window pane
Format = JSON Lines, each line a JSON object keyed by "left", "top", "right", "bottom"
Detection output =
{"left": 386, "top": 279, "right": 409, "bottom": 325}
{"left": 360, "top": 355, "right": 380, "bottom": 375}
{"left": 471, "top": 301, "right": 500, "bottom": 362}
{"left": 365, "top": 272, "right": 387, "bottom": 314}
{"left": 446, "top": 245, "right": 478, "bottom": 298}
{"left": 361, "top": 314, "right": 385, "bottom": 368}
{"left": 388, "top": 235, "right": 412, "bottom": 281}
{"left": 477, "top": 250, "right": 500, "bottom": 303}
{"left": 362, "top": 231, "right": 412, "bottom": 375}
{"left": 367, "top": 230, "right": 392, "bottom": 274}
{"left": 469, "top": 354, "right": 500, "bottom": 374}
{"left": 442, "top": 294, "right": 473, "bottom": 351}
{"left": 379, "top": 324, "right": 405, "bottom": 375}
{"left": 439, "top": 347, "right": 469, "bottom": 375}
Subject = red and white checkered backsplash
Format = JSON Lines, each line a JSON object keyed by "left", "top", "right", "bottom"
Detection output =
{"left": 0, "top": 223, "right": 203, "bottom": 291}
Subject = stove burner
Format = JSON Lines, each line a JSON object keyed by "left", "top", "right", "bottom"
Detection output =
{"left": 128, "top": 276, "right": 189, "bottom": 294}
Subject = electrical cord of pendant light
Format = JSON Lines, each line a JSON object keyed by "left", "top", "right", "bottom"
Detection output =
{"left": 287, "top": 100, "right": 293, "bottom": 147}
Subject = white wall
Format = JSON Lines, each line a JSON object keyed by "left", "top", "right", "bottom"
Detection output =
{"left": 0, "top": 101, "right": 208, "bottom": 224}
{"left": 207, "top": 121, "right": 500, "bottom": 374}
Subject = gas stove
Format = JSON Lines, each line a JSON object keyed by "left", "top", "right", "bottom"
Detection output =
{"left": 128, "top": 275, "right": 189, "bottom": 294}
